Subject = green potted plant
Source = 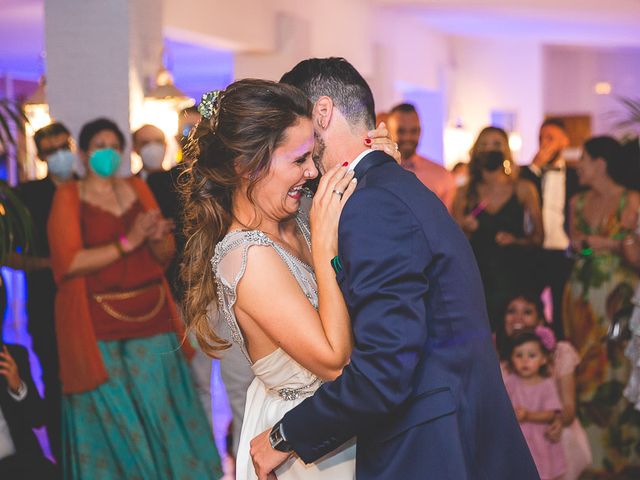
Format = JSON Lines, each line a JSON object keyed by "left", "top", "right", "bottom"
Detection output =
{"left": 0, "top": 99, "right": 33, "bottom": 263}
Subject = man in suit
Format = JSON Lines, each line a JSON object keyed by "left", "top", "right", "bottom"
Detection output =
{"left": 519, "top": 118, "right": 581, "bottom": 340}
{"left": 0, "top": 340, "right": 58, "bottom": 477}
{"left": 250, "top": 57, "right": 538, "bottom": 479}
{"left": 12, "top": 121, "right": 76, "bottom": 461}
{"left": 132, "top": 124, "right": 185, "bottom": 300}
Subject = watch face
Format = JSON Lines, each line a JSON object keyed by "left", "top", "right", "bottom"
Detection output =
{"left": 270, "top": 424, "right": 291, "bottom": 452}
{"left": 270, "top": 429, "right": 283, "bottom": 445}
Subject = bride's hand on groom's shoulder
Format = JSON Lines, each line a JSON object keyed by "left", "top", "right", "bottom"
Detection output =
{"left": 250, "top": 428, "right": 290, "bottom": 480}
{"left": 310, "top": 165, "right": 357, "bottom": 264}
{"left": 366, "top": 122, "right": 401, "bottom": 163}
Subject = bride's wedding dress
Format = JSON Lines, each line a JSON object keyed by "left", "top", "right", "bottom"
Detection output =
{"left": 211, "top": 216, "right": 356, "bottom": 480}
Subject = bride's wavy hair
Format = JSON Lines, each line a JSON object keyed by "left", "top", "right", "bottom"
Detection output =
{"left": 180, "top": 79, "right": 312, "bottom": 356}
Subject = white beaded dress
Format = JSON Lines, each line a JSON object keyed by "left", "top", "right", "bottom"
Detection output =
{"left": 210, "top": 215, "right": 356, "bottom": 479}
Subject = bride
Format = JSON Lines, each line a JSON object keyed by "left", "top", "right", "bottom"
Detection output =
{"left": 179, "top": 79, "right": 397, "bottom": 479}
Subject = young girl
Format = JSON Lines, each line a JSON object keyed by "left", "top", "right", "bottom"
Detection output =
{"left": 500, "top": 294, "right": 591, "bottom": 480}
{"left": 503, "top": 327, "right": 566, "bottom": 480}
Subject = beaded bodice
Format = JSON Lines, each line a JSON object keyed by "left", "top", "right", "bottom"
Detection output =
{"left": 210, "top": 214, "right": 322, "bottom": 400}
{"left": 210, "top": 213, "right": 323, "bottom": 398}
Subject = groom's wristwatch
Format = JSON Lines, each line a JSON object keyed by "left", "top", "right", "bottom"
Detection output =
{"left": 269, "top": 422, "right": 293, "bottom": 453}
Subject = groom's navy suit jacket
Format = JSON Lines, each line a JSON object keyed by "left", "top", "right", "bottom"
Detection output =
{"left": 281, "top": 151, "right": 539, "bottom": 479}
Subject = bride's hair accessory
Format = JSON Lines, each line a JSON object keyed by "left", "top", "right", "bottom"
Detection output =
{"left": 198, "top": 90, "right": 222, "bottom": 125}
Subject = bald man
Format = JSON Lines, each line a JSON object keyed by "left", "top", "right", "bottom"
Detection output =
{"left": 132, "top": 124, "right": 167, "bottom": 179}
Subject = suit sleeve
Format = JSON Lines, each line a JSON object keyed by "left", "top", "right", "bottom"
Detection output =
{"left": 281, "top": 187, "right": 431, "bottom": 463}
{"left": 7, "top": 345, "right": 45, "bottom": 428}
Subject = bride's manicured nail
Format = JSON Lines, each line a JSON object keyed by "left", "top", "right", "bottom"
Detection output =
{"left": 364, "top": 138, "right": 372, "bottom": 145}
{"left": 342, "top": 162, "right": 349, "bottom": 167}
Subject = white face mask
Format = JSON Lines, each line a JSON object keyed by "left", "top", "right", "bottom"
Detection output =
{"left": 140, "top": 141, "right": 166, "bottom": 171}
{"left": 47, "top": 149, "right": 76, "bottom": 180}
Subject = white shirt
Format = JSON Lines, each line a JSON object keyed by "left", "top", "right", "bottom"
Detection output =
{"left": 0, "top": 382, "right": 28, "bottom": 460}
{"left": 348, "top": 149, "right": 375, "bottom": 172}
{"left": 530, "top": 160, "right": 570, "bottom": 251}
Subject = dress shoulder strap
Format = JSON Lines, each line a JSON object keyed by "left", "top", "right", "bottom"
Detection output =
{"left": 210, "top": 230, "right": 275, "bottom": 363}
{"left": 575, "top": 192, "right": 590, "bottom": 234}
{"left": 616, "top": 190, "right": 628, "bottom": 220}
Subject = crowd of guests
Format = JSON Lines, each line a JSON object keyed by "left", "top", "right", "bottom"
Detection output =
{"left": 1, "top": 112, "right": 223, "bottom": 479}
{"left": 385, "top": 104, "right": 640, "bottom": 479}
{"left": 1, "top": 100, "right": 639, "bottom": 479}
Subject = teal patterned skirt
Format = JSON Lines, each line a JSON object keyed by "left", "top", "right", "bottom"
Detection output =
{"left": 62, "top": 333, "right": 223, "bottom": 479}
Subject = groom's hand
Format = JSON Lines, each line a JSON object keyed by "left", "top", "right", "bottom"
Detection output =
{"left": 250, "top": 429, "right": 291, "bottom": 480}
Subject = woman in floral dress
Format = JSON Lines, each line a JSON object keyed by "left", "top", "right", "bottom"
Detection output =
{"left": 563, "top": 136, "right": 640, "bottom": 478}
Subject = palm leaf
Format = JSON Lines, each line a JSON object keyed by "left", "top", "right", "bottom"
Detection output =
{"left": 0, "top": 180, "right": 35, "bottom": 263}
{"left": 0, "top": 106, "right": 13, "bottom": 146}
{"left": 0, "top": 99, "right": 27, "bottom": 152}
{"left": 612, "top": 96, "right": 640, "bottom": 130}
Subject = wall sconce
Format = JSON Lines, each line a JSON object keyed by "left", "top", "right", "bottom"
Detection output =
{"left": 143, "top": 67, "right": 194, "bottom": 138}
{"left": 594, "top": 82, "right": 612, "bottom": 95}
{"left": 136, "top": 67, "right": 195, "bottom": 172}
{"left": 23, "top": 76, "right": 51, "bottom": 180}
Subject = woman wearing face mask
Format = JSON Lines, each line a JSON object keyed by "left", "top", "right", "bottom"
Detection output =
{"left": 453, "top": 126, "right": 543, "bottom": 331}
{"left": 47, "top": 118, "right": 222, "bottom": 479}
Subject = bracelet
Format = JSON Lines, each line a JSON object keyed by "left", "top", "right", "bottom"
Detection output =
{"left": 119, "top": 235, "right": 133, "bottom": 253}
{"left": 330, "top": 255, "right": 343, "bottom": 274}
{"left": 623, "top": 235, "right": 637, "bottom": 246}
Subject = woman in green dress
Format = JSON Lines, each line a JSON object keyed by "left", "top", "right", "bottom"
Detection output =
{"left": 563, "top": 136, "right": 640, "bottom": 478}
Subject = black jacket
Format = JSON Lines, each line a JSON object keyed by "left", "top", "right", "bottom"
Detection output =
{"left": 0, "top": 343, "right": 46, "bottom": 458}
{"left": 520, "top": 164, "right": 582, "bottom": 237}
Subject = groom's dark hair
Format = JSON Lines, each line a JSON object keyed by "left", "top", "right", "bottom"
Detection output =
{"left": 280, "top": 57, "right": 376, "bottom": 130}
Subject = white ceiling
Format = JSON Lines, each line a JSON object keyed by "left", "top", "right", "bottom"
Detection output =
{"left": 375, "top": 0, "right": 640, "bottom": 46}
{"left": 1, "top": 0, "right": 639, "bottom": 82}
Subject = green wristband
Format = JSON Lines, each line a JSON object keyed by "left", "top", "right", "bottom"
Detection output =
{"left": 330, "top": 256, "right": 343, "bottom": 274}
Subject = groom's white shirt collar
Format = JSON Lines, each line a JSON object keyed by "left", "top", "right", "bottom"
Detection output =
{"left": 348, "top": 149, "right": 375, "bottom": 172}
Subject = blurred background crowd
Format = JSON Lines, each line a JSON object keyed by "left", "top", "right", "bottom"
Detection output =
{"left": 1, "top": 1, "right": 640, "bottom": 479}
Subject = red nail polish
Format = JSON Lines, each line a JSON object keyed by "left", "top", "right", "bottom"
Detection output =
{"left": 364, "top": 138, "right": 372, "bottom": 145}
{"left": 342, "top": 162, "right": 349, "bottom": 167}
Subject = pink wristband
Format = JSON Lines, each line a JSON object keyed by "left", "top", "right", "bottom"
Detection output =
{"left": 119, "top": 235, "right": 133, "bottom": 253}
{"left": 470, "top": 200, "right": 488, "bottom": 217}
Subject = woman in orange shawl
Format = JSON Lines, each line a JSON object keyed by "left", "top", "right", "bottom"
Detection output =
{"left": 48, "top": 118, "right": 222, "bottom": 479}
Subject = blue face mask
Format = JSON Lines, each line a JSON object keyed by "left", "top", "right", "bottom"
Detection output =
{"left": 89, "top": 148, "right": 121, "bottom": 177}
{"left": 47, "top": 149, "right": 76, "bottom": 180}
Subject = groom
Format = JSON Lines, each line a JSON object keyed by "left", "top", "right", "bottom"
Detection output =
{"left": 251, "top": 58, "right": 539, "bottom": 479}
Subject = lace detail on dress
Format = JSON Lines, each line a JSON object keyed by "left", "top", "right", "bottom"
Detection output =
{"left": 210, "top": 212, "right": 318, "bottom": 364}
